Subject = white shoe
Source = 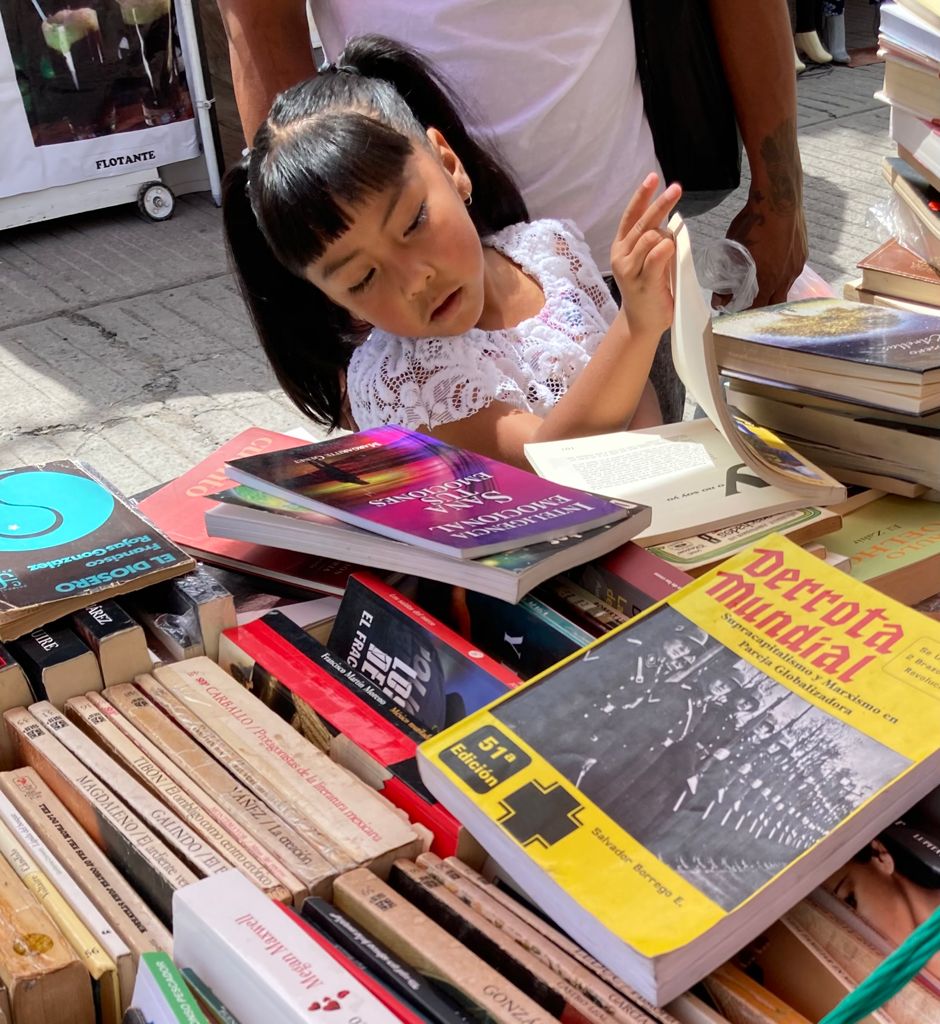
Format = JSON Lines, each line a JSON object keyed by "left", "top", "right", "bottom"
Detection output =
{"left": 795, "top": 30, "right": 833, "bottom": 64}
{"left": 794, "top": 44, "right": 806, "bottom": 73}
{"left": 825, "top": 14, "right": 850, "bottom": 64}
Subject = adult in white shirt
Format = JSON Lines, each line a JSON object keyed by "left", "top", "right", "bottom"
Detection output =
{"left": 216, "top": 0, "right": 806, "bottom": 418}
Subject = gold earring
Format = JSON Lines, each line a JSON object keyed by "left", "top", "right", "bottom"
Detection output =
{"left": 464, "top": 193, "right": 473, "bottom": 207}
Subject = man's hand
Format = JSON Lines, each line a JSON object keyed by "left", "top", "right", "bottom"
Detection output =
{"left": 724, "top": 186, "right": 808, "bottom": 308}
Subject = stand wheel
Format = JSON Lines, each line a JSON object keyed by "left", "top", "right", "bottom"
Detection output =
{"left": 137, "top": 181, "right": 175, "bottom": 221}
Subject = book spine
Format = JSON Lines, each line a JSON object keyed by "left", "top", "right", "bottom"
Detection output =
{"left": 64, "top": 694, "right": 292, "bottom": 904}
{"left": 277, "top": 902, "right": 429, "bottom": 1024}
{"left": 135, "top": 953, "right": 210, "bottom": 1024}
{"left": 533, "top": 576, "right": 629, "bottom": 638}
{"left": 3, "top": 706, "right": 197, "bottom": 927}
{"left": 422, "top": 855, "right": 679, "bottom": 1024}
{"left": 85, "top": 691, "right": 306, "bottom": 906}
{"left": 0, "top": 644, "right": 32, "bottom": 770}
{"left": 170, "top": 569, "right": 237, "bottom": 663}
{"left": 0, "top": 812, "right": 121, "bottom": 1024}
{"left": 218, "top": 615, "right": 465, "bottom": 857}
{"left": 0, "top": 845, "right": 94, "bottom": 1024}
{"left": 0, "top": 787, "right": 132, "bottom": 1016}
{"left": 172, "top": 871, "right": 402, "bottom": 1024}
{"left": 300, "top": 895, "right": 474, "bottom": 1024}
{"left": 29, "top": 702, "right": 231, "bottom": 881}
{"left": 332, "top": 867, "right": 555, "bottom": 1024}
{"left": 179, "top": 968, "right": 241, "bottom": 1024}
{"left": 0, "top": 767, "right": 172, "bottom": 957}
{"left": 151, "top": 658, "right": 421, "bottom": 869}
{"left": 8, "top": 625, "right": 103, "bottom": 707}
{"left": 389, "top": 860, "right": 639, "bottom": 1024}
{"left": 71, "top": 602, "right": 151, "bottom": 687}
{"left": 123, "top": 678, "right": 337, "bottom": 894}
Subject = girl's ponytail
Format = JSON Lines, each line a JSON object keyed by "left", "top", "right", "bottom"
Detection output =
{"left": 336, "top": 35, "right": 528, "bottom": 234}
{"left": 222, "top": 160, "right": 356, "bottom": 429}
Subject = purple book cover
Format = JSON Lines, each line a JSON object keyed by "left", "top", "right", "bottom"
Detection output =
{"left": 225, "top": 426, "right": 629, "bottom": 559}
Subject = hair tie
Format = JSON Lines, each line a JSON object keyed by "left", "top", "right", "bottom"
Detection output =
{"left": 319, "top": 59, "right": 360, "bottom": 76}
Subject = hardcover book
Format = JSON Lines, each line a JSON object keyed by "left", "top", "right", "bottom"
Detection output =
{"left": 218, "top": 610, "right": 481, "bottom": 861}
{"left": 173, "top": 870, "right": 404, "bottom": 1024}
{"left": 0, "top": 460, "right": 193, "bottom": 640}
{"left": 417, "top": 536, "right": 940, "bottom": 1004}
{"left": 206, "top": 483, "right": 649, "bottom": 604}
{"left": 224, "top": 425, "right": 640, "bottom": 560}
{"left": 328, "top": 573, "right": 519, "bottom": 734}
{"left": 0, "top": 643, "right": 32, "bottom": 769}
{"left": 136, "top": 427, "right": 369, "bottom": 596}
{"left": 857, "top": 237, "right": 940, "bottom": 306}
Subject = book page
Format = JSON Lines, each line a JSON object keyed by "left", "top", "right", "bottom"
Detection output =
{"left": 525, "top": 433, "right": 711, "bottom": 497}
{"left": 669, "top": 215, "right": 846, "bottom": 503}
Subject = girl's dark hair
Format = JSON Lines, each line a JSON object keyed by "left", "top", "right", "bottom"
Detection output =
{"left": 222, "top": 34, "right": 528, "bottom": 429}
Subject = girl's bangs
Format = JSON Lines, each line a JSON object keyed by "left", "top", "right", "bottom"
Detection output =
{"left": 255, "top": 114, "right": 414, "bottom": 275}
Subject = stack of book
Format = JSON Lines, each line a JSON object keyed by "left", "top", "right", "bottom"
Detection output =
{"left": 846, "top": 2, "right": 940, "bottom": 309}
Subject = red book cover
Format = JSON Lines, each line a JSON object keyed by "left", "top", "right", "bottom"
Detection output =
{"left": 220, "top": 610, "right": 478, "bottom": 859}
{"left": 137, "top": 427, "right": 362, "bottom": 595}
{"left": 573, "top": 542, "right": 692, "bottom": 619}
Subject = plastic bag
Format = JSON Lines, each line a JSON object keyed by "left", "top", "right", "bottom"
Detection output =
{"left": 694, "top": 238, "right": 833, "bottom": 312}
{"left": 867, "top": 195, "right": 940, "bottom": 269}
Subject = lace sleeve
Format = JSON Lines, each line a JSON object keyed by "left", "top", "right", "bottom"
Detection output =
{"left": 346, "top": 334, "right": 507, "bottom": 431}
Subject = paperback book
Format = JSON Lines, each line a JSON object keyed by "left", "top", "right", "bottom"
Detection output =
{"left": 206, "top": 483, "right": 649, "bottom": 603}
{"left": 224, "top": 425, "right": 641, "bottom": 560}
{"left": 712, "top": 296, "right": 940, "bottom": 416}
{"left": 136, "top": 427, "right": 369, "bottom": 597}
{"left": 417, "top": 536, "right": 940, "bottom": 1004}
{"left": 328, "top": 573, "right": 518, "bottom": 733}
{"left": 0, "top": 461, "right": 193, "bottom": 640}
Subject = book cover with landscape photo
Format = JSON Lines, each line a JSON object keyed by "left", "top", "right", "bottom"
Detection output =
{"left": 0, "top": 460, "right": 193, "bottom": 640}
{"left": 224, "top": 426, "right": 634, "bottom": 559}
{"left": 417, "top": 536, "right": 940, "bottom": 1004}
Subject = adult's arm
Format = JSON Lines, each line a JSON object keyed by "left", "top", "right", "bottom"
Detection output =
{"left": 215, "top": 0, "right": 318, "bottom": 145}
{"left": 708, "top": 0, "right": 808, "bottom": 306}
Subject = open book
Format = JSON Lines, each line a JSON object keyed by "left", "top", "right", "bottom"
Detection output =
{"left": 525, "top": 215, "right": 846, "bottom": 543}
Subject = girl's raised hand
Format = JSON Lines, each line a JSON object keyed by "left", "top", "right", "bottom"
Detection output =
{"left": 611, "top": 173, "right": 683, "bottom": 340}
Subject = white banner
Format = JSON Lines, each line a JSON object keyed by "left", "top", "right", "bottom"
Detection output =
{"left": 0, "top": 0, "right": 199, "bottom": 199}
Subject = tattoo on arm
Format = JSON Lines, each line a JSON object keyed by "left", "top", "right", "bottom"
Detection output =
{"left": 757, "top": 118, "right": 801, "bottom": 215}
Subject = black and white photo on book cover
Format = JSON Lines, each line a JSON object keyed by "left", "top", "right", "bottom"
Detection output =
{"left": 492, "top": 604, "right": 909, "bottom": 911}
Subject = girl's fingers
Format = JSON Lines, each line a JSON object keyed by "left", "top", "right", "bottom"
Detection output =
{"left": 615, "top": 172, "right": 661, "bottom": 242}
{"left": 617, "top": 180, "right": 683, "bottom": 249}
{"left": 618, "top": 228, "right": 674, "bottom": 278}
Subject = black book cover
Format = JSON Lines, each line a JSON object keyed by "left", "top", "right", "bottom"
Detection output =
{"left": 8, "top": 621, "right": 96, "bottom": 699}
{"left": 71, "top": 599, "right": 139, "bottom": 648}
{"left": 300, "top": 896, "right": 475, "bottom": 1024}
{"left": 328, "top": 575, "right": 515, "bottom": 733}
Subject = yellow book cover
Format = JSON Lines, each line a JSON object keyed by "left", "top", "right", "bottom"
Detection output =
{"left": 417, "top": 535, "right": 940, "bottom": 1006}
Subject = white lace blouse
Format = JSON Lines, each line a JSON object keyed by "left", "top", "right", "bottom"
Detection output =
{"left": 346, "top": 219, "right": 618, "bottom": 431}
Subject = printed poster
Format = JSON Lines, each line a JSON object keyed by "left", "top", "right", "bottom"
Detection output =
{"left": 0, "top": 0, "right": 199, "bottom": 197}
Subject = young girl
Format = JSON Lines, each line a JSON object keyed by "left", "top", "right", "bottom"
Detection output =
{"left": 223, "top": 34, "right": 681, "bottom": 468}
